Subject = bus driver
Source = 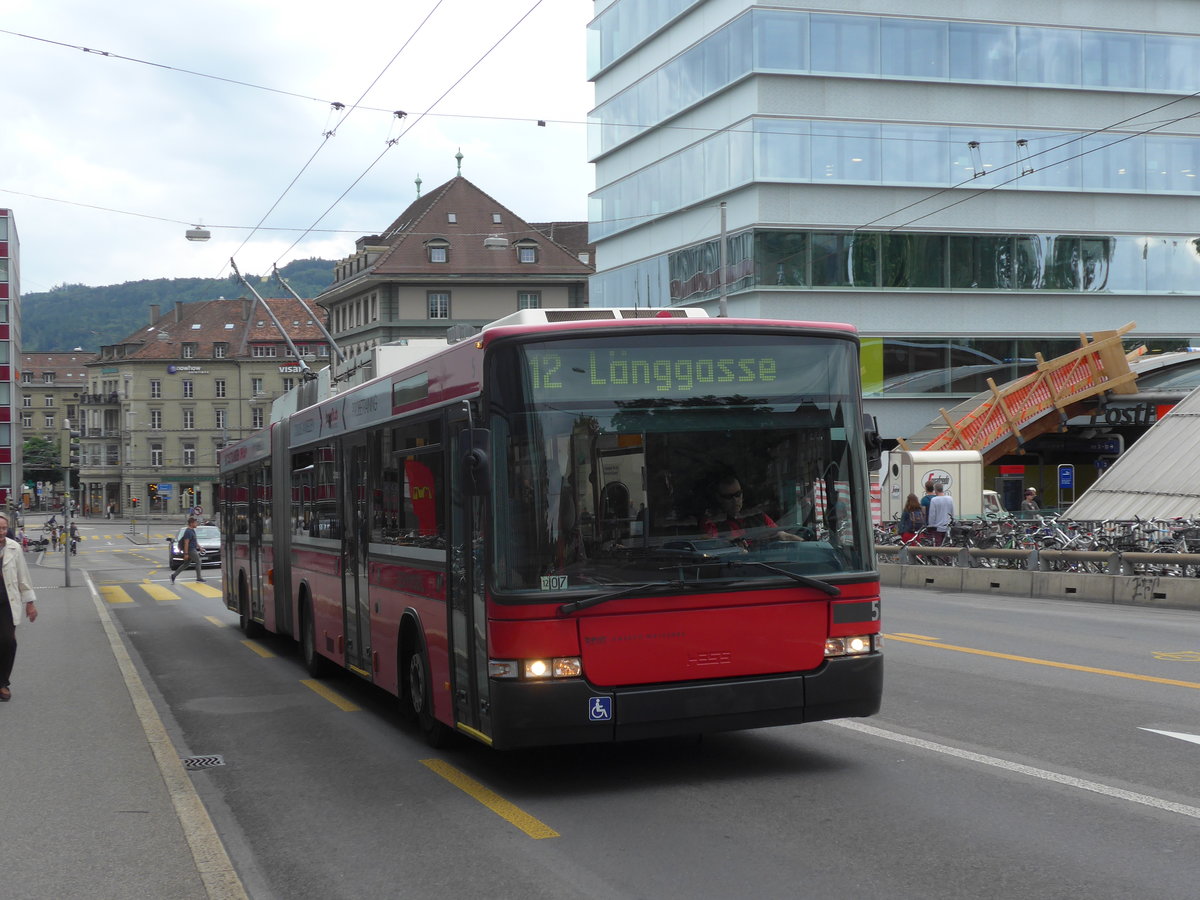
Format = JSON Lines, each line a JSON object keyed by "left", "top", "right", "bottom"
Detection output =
{"left": 701, "top": 471, "right": 804, "bottom": 546}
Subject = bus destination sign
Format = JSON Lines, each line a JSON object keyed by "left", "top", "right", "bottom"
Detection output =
{"left": 525, "top": 348, "right": 781, "bottom": 400}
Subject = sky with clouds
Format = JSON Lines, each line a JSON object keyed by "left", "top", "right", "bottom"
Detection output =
{"left": 2, "top": 0, "right": 596, "bottom": 293}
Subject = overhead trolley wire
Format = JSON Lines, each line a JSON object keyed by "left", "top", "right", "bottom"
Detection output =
{"left": 225, "top": 0, "right": 448, "bottom": 269}
{"left": 0, "top": 23, "right": 583, "bottom": 129}
{"left": 268, "top": 0, "right": 548, "bottom": 269}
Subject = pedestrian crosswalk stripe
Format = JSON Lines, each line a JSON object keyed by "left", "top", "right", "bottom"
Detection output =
{"left": 99, "top": 585, "right": 135, "bottom": 605}
{"left": 178, "top": 580, "right": 222, "bottom": 597}
{"left": 142, "top": 582, "right": 178, "bottom": 603}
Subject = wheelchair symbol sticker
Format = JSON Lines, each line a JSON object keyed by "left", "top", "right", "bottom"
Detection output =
{"left": 589, "top": 697, "right": 612, "bottom": 721}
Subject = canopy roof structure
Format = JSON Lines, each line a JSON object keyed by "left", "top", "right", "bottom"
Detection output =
{"left": 1066, "top": 386, "right": 1200, "bottom": 521}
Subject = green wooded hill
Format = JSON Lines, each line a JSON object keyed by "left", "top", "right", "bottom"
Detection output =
{"left": 20, "top": 257, "right": 335, "bottom": 352}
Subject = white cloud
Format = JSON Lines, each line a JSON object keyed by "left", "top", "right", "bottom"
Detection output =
{"left": 2, "top": 0, "right": 595, "bottom": 291}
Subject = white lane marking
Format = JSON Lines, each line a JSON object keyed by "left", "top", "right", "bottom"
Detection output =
{"left": 830, "top": 719, "right": 1200, "bottom": 821}
{"left": 1140, "top": 727, "right": 1200, "bottom": 747}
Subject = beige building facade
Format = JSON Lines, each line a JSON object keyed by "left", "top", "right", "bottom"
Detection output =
{"left": 80, "top": 298, "right": 329, "bottom": 515}
{"left": 317, "top": 174, "right": 593, "bottom": 381}
{"left": 18, "top": 351, "right": 90, "bottom": 507}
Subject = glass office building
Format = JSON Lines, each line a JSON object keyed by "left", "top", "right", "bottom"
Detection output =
{"left": 587, "top": 1, "right": 1200, "bottom": 439}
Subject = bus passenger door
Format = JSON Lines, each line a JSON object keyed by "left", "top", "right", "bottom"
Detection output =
{"left": 248, "top": 465, "right": 267, "bottom": 623}
{"left": 448, "top": 412, "right": 490, "bottom": 740}
{"left": 342, "top": 439, "right": 372, "bottom": 676}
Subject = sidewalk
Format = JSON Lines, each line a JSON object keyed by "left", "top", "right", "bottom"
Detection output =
{"left": 0, "top": 569, "right": 244, "bottom": 899}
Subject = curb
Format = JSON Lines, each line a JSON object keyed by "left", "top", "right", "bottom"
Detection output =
{"left": 84, "top": 570, "right": 249, "bottom": 900}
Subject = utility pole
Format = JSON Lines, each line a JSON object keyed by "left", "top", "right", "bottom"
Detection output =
{"left": 61, "top": 420, "right": 80, "bottom": 587}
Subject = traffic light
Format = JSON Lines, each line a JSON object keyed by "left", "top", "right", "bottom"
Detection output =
{"left": 60, "top": 420, "right": 81, "bottom": 468}
{"left": 130, "top": 498, "right": 139, "bottom": 509}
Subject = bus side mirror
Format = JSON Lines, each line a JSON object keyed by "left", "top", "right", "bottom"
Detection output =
{"left": 460, "top": 429, "right": 491, "bottom": 496}
{"left": 863, "top": 413, "right": 882, "bottom": 472}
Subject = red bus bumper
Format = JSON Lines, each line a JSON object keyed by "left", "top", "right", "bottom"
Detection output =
{"left": 485, "top": 653, "right": 882, "bottom": 749}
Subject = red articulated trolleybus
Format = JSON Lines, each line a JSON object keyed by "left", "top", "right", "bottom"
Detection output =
{"left": 218, "top": 309, "right": 883, "bottom": 749}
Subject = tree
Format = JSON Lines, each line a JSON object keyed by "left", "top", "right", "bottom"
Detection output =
{"left": 22, "top": 435, "right": 63, "bottom": 484}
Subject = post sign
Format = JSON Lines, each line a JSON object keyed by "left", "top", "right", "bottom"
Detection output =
{"left": 1057, "top": 464, "right": 1075, "bottom": 509}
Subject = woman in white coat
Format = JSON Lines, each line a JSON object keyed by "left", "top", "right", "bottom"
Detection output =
{"left": 0, "top": 512, "right": 38, "bottom": 701}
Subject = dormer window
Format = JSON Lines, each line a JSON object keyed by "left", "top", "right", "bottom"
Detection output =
{"left": 426, "top": 238, "right": 450, "bottom": 263}
{"left": 492, "top": 213, "right": 502, "bottom": 224}
{"left": 516, "top": 239, "right": 539, "bottom": 264}
{"left": 447, "top": 213, "right": 457, "bottom": 224}
{"left": 182, "top": 343, "right": 198, "bottom": 358}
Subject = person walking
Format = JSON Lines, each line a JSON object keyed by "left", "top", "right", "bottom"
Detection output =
{"left": 170, "top": 516, "right": 206, "bottom": 583}
{"left": 0, "top": 512, "right": 39, "bottom": 701}
{"left": 920, "top": 480, "right": 935, "bottom": 514}
{"left": 1022, "top": 488, "right": 1040, "bottom": 514}
{"left": 926, "top": 483, "right": 955, "bottom": 546}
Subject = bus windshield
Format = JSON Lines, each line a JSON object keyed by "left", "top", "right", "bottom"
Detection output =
{"left": 490, "top": 332, "right": 872, "bottom": 596}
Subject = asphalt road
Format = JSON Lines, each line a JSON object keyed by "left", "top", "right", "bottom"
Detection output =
{"left": 74, "top": 530, "right": 1200, "bottom": 900}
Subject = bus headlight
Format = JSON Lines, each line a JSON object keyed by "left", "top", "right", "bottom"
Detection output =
{"left": 824, "top": 635, "right": 878, "bottom": 658}
{"left": 489, "top": 657, "right": 583, "bottom": 680}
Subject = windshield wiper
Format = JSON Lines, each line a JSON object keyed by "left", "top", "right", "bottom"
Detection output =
{"left": 708, "top": 560, "right": 841, "bottom": 596}
{"left": 557, "top": 581, "right": 687, "bottom": 616}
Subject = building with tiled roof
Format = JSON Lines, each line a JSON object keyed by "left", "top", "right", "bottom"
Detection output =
{"left": 18, "top": 351, "right": 94, "bottom": 506}
{"left": 79, "top": 298, "right": 330, "bottom": 515}
{"left": 316, "top": 173, "right": 593, "bottom": 382}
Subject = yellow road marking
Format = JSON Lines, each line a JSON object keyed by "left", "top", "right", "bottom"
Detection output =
{"left": 177, "top": 580, "right": 222, "bottom": 597}
{"left": 887, "top": 634, "right": 1200, "bottom": 690}
{"left": 204, "top": 616, "right": 228, "bottom": 627}
{"left": 891, "top": 632, "right": 940, "bottom": 640}
{"left": 99, "top": 585, "right": 135, "bottom": 605}
{"left": 300, "top": 679, "right": 360, "bottom": 711}
{"left": 241, "top": 640, "right": 274, "bottom": 659}
{"left": 1152, "top": 650, "right": 1200, "bottom": 661}
{"left": 142, "top": 582, "right": 178, "bottom": 603}
{"left": 421, "top": 758, "right": 559, "bottom": 839}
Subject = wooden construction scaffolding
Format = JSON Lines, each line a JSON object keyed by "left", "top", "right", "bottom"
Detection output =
{"left": 912, "top": 323, "right": 1141, "bottom": 464}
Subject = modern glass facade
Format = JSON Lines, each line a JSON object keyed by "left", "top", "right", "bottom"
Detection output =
{"left": 860, "top": 335, "right": 1184, "bottom": 398}
{"left": 595, "top": 229, "right": 1200, "bottom": 307}
{"left": 588, "top": 0, "right": 701, "bottom": 76}
{"left": 588, "top": 1, "right": 1200, "bottom": 441}
{"left": 590, "top": 116, "right": 1200, "bottom": 239}
{"left": 591, "top": 9, "right": 1200, "bottom": 157}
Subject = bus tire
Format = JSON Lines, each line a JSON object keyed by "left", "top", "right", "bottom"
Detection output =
{"left": 407, "top": 645, "right": 450, "bottom": 748}
{"left": 301, "top": 595, "right": 331, "bottom": 678}
{"left": 238, "top": 574, "right": 264, "bottom": 638}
